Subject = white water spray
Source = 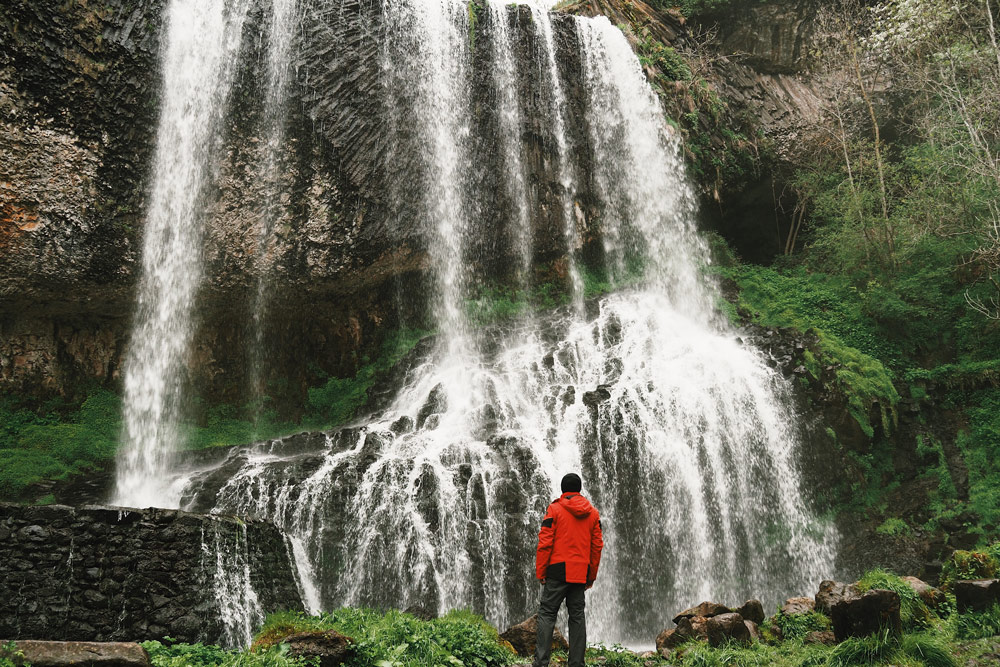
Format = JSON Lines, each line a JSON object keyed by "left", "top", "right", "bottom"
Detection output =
{"left": 115, "top": 0, "right": 250, "bottom": 507}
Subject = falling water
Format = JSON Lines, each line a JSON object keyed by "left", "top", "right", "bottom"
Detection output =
{"left": 203, "top": 520, "right": 266, "bottom": 648}
{"left": 532, "top": 7, "right": 586, "bottom": 313}
{"left": 488, "top": 4, "right": 533, "bottom": 286}
{"left": 382, "top": 0, "right": 475, "bottom": 361}
{"left": 168, "top": 1, "right": 837, "bottom": 644}
{"left": 114, "top": 0, "right": 251, "bottom": 507}
{"left": 249, "top": 0, "right": 300, "bottom": 422}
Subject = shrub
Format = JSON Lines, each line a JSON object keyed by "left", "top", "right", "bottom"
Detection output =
{"left": 253, "top": 609, "right": 516, "bottom": 667}
{"left": 951, "top": 603, "right": 1000, "bottom": 640}
{"left": 875, "top": 518, "right": 912, "bottom": 538}
{"left": 765, "top": 610, "right": 831, "bottom": 642}
{"left": 939, "top": 548, "right": 999, "bottom": 591}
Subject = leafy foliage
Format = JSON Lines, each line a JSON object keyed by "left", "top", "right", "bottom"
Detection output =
{"left": 765, "top": 610, "right": 831, "bottom": 642}
{"left": 951, "top": 603, "right": 1000, "bottom": 640}
{"left": 255, "top": 609, "right": 516, "bottom": 667}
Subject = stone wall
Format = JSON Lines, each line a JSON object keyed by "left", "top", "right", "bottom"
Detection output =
{"left": 0, "top": 503, "right": 304, "bottom": 647}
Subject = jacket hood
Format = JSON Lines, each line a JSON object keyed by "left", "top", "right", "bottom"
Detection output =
{"left": 557, "top": 492, "right": 594, "bottom": 518}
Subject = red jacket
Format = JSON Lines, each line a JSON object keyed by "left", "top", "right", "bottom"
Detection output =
{"left": 535, "top": 492, "right": 604, "bottom": 585}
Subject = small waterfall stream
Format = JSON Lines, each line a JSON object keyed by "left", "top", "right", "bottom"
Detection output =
{"left": 121, "top": 0, "right": 837, "bottom": 645}
{"left": 115, "top": 0, "right": 251, "bottom": 507}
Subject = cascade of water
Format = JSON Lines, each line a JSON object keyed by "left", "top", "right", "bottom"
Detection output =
{"left": 487, "top": 4, "right": 533, "bottom": 287}
{"left": 202, "top": 520, "right": 265, "bottom": 648}
{"left": 529, "top": 6, "right": 586, "bottom": 313}
{"left": 114, "top": 0, "right": 251, "bottom": 508}
{"left": 382, "top": 0, "right": 475, "bottom": 361}
{"left": 248, "top": 0, "right": 300, "bottom": 425}
{"left": 164, "top": 0, "right": 836, "bottom": 646}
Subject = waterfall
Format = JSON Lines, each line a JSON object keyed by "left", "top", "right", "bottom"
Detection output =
{"left": 202, "top": 520, "right": 266, "bottom": 648}
{"left": 114, "top": 0, "right": 251, "bottom": 507}
{"left": 249, "top": 0, "right": 301, "bottom": 424}
{"left": 532, "top": 6, "right": 586, "bottom": 313}
{"left": 488, "top": 4, "right": 533, "bottom": 287}
{"left": 166, "top": 1, "right": 837, "bottom": 644}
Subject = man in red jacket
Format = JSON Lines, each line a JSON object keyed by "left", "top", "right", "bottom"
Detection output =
{"left": 532, "top": 472, "right": 604, "bottom": 667}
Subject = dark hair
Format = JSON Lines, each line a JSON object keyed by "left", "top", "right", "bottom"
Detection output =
{"left": 561, "top": 473, "right": 582, "bottom": 493}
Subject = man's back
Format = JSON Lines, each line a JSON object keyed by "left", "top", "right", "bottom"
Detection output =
{"left": 536, "top": 492, "right": 603, "bottom": 585}
{"left": 532, "top": 474, "right": 603, "bottom": 667}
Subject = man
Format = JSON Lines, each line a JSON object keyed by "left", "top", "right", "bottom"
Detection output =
{"left": 533, "top": 473, "right": 604, "bottom": 667}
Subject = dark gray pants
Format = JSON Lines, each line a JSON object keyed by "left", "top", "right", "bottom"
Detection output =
{"left": 533, "top": 579, "right": 586, "bottom": 667}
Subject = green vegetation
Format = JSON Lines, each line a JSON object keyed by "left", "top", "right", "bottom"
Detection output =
{"left": 765, "top": 610, "right": 831, "bottom": 642}
{"left": 303, "top": 327, "right": 429, "bottom": 429}
{"left": 0, "top": 327, "right": 430, "bottom": 502}
{"left": 0, "top": 641, "right": 28, "bottom": 667}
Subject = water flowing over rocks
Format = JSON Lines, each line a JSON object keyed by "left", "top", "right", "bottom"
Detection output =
{"left": 0, "top": 504, "right": 302, "bottom": 648}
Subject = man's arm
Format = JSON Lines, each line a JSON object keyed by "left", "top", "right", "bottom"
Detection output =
{"left": 587, "top": 517, "right": 604, "bottom": 588}
{"left": 535, "top": 506, "right": 555, "bottom": 581}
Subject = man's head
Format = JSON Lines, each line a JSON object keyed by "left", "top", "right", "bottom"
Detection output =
{"left": 561, "top": 473, "right": 582, "bottom": 493}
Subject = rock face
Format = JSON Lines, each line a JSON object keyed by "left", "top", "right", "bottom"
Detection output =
{"left": 954, "top": 579, "right": 1000, "bottom": 614}
{"left": 0, "top": 0, "right": 601, "bottom": 404}
{"left": 901, "top": 576, "right": 947, "bottom": 611}
{"left": 781, "top": 596, "right": 816, "bottom": 616}
{"left": 500, "top": 616, "right": 569, "bottom": 658}
{"left": 735, "top": 599, "right": 765, "bottom": 625}
{"left": 0, "top": 642, "right": 150, "bottom": 667}
{"left": 706, "top": 613, "right": 751, "bottom": 647}
{"left": 283, "top": 631, "right": 354, "bottom": 667}
{"left": 830, "top": 589, "right": 902, "bottom": 641}
{"left": 0, "top": 503, "right": 303, "bottom": 647}
{"left": 815, "top": 580, "right": 860, "bottom": 615}
{"left": 671, "top": 601, "right": 732, "bottom": 624}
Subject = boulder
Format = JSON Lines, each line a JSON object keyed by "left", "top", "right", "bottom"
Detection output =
{"left": 901, "top": 576, "right": 947, "bottom": 611}
{"left": 706, "top": 612, "right": 751, "bottom": 647}
{"left": 831, "top": 589, "right": 902, "bottom": 641}
{"left": 500, "top": 615, "right": 568, "bottom": 658}
{"left": 283, "top": 631, "right": 354, "bottom": 667}
{"left": 672, "top": 601, "right": 732, "bottom": 624}
{"left": 744, "top": 620, "right": 762, "bottom": 642}
{"left": 954, "top": 579, "right": 1000, "bottom": 613}
{"left": 656, "top": 615, "right": 710, "bottom": 651}
{"left": 781, "top": 597, "right": 816, "bottom": 616}
{"left": 803, "top": 631, "right": 837, "bottom": 646}
{"left": 0, "top": 642, "right": 149, "bottom": 667}
{"left": 815, "top": 580, "right": 860, "bottom": 615}
{"left": 735, "top": 599, "right": 765, "bottom": 624}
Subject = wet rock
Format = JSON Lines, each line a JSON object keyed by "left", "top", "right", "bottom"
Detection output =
{"left": 656, "top": 615, "right": 710, "bottom": 650}
{"left": 706, "top": 612, "right": 751, "bottom": 647}
{"left": 954, "top": 579, "right": 1000, "bottom": 613}
{"left": 416, "top": 384, "right": 447, "bottom": 428}
{"left": 803, "top": 631, "right": 836, "bottom": 646}
{"left": 815, "top": 580, "right": 860, "bottom": 615}
{"left": 582, "top": 384, "right": 612, "bottom": 407}
{"left": 283, "top": 630, "right": 354, "bottom": 667}
{"left": 0, "top": 503, "right": 303, "bottom": 644}
{"left": 1, "top": 641, "right": 150, "bottom": 667}
{"left": 736, "top": 599, "right": 765, "bottom": 624}
{"left": 831, "top": 589, "right": 902, "bottom": 641}
{"left": 500, "top": 615, "right": 568, "bottom": 657}
{"left": 901, "top": 576, "right": 947, "bottom": 611}
{"left": 390, "top": 415, "right": 413, "bottom": 434}
{"left": 672, "top": 601, "right": 732, "bottom": 624}
{"left": 781, "top": 597, "right": 815, "bottom": 616}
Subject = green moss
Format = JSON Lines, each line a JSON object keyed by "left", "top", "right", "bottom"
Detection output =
{"left": 875, "top": 517, "right": 912, "bottom": 538}
{"left": 940, "top": 547, "right": 1000, "bottom": 590}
